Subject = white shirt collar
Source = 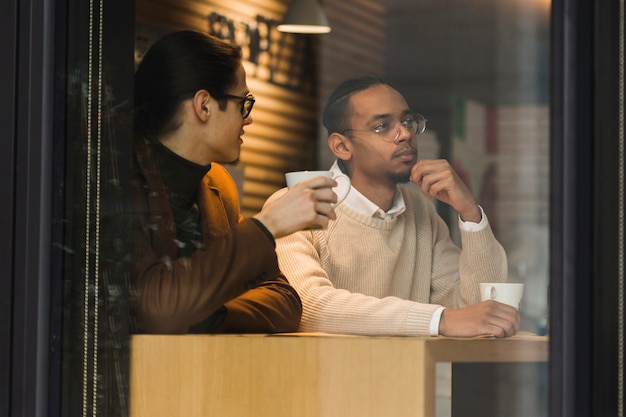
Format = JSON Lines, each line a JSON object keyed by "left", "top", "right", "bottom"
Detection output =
{"left": 329, "top": 161, "right": 406, "bottom": 220}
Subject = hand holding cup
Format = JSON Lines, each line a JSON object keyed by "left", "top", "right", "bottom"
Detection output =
{"left": 255, "top": 171, "right": 350, "bottom": 238}
{"left": 285, "top": 170, "right": 351, "bottom": 206}
{"left": 438, "top": 282, "right": 523, "bottom": 338}
{"left": 283, "top": 170, "right": 351, "bottom": 231}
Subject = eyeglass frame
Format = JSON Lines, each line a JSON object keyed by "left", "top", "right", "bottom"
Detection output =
{"left": 219, "top": 92, "right": 256, "bottom": 118}
{"left": 176, "top": 91, "right": 256, "bottom": 118}
{"left": 340, "top": 112, "right": 427, "bottom": 143}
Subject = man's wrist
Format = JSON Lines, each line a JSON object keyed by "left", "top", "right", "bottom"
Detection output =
{"left": 458, "top": 205, "right": 487, "bottom": 232}
{"left": 459, "top": 204, "right": 481, "bottom": 223}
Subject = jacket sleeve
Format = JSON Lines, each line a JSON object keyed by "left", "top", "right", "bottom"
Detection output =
{"left": 132, "top": 217, "right": 291, "bottom": 334}
{"left": 217, "top": 273, "right": 302, "bottom": 333}
{"left": 130, "top": 150, "right": 302, "bottom": 334}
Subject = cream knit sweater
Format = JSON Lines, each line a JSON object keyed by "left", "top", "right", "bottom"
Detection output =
{"left": 274, "top": 183, "right": 507, "bottom": 336}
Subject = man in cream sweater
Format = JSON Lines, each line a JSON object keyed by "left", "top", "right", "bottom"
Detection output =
{"left": 272, "top": 76, "right": 520, "bottom": 337}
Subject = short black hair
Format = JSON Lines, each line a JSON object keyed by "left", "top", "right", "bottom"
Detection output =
{"left": 322, "top": 76, "right": 389, "bottom": 135}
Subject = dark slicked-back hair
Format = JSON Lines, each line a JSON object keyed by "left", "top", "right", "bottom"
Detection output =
{"left": 134, "top": 30, "right": 243, "bottom": 138}
{"left": 322, "top": 76, "right": 389, "bottom": 135}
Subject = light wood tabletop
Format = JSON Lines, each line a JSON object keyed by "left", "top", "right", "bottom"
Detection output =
{"left": 129, "top": 332, "right": 548, "bottom": 417}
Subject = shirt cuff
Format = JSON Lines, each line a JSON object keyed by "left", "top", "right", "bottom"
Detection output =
{"left": 429, "top": 306, "right": 446, "bottom": 336}
{"left": 458, "top": 205, "right": 487, "bottom": 232}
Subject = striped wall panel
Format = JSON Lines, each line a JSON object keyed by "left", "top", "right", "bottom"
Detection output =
{"left": 136, "top": 0, "right": 387, "bottom": 216}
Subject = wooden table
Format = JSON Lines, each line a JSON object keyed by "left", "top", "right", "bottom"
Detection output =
{"left": 129, "top": 333, "right": 548, "bottom": 417}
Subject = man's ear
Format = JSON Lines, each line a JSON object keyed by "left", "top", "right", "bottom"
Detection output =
{"left": 328, "top": 132, "right": 352, "bottom": 161}
{"left": 192, "top": 90, "right": 211, "bottom": 121}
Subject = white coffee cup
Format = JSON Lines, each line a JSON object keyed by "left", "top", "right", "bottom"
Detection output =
{"left": 285, "top": 170, "right": 351, "bottom": 206}
{"left": 479, "top": 283, "right": 524, "bottom": 310}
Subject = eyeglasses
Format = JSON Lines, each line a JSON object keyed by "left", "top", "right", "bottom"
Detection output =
{"left": 341, "top": 113, "right": 427, "bottom": 143}
{"left": 221, "top": 93, "right": 256, "bottom": 118}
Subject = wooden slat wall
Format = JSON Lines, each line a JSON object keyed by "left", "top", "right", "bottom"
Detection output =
{"left": 136, "top": 0, "right": 387, "bottom": 215}
{"left": 317, "top": 0, "right": 388, "bottom": 169}
{"left": 320, "top": 1, "right": 387, "bottom": 101}
{"left": 238, "top": 76, "right": 317, "bottom": 213}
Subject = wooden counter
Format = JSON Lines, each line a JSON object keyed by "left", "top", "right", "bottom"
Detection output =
{"left": 129, "top": 333, "right": 548, "bottom": 417}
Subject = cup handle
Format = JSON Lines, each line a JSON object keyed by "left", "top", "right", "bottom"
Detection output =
{"left": 482, "top": 285, "right": 497, "bottom": 301}
{"left": 331, "top": 173, "right": 351, "bottom": 206}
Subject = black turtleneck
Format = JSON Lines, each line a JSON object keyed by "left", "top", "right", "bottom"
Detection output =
{"left": 150, "top": 140, "right": 212, "bottom": 257}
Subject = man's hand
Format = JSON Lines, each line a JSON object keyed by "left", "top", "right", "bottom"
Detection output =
{"left": 438, "top": 300, "right": 521, "bottom": 338}
{"left": 410, "top": 159, "right": 480, "bottom": 223}
{"left": 254, "top": 176, "right": 338, "bottom": 238}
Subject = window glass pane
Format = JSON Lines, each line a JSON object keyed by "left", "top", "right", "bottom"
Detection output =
{"left": 387, "top": 0, "right": 550, "bottom": 331}
{"left": 54, "top": 1, "right": 550, "bottom": 415}
{"left": 382, "top": 1, "right": 550, "bottom": 416}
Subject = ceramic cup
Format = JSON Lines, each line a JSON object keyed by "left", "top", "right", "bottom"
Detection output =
{"left": 285, "top": 170, "right": 351, "bottom": 206}
{"left": 479, "top": 282, "right": 524, "bottom": 310}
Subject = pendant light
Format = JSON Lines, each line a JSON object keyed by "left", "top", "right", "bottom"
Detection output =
{"left": 277, "top": 0, "right": 331, "bottom": 34}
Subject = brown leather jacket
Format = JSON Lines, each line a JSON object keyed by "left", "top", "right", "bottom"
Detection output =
{"left": 130, "top": 138, "right": 302, "bottom": 334}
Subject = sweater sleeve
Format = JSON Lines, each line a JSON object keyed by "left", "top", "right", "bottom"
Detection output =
{"left": 428, "top": 208, "right": 508, "bottom": 308}
{"left": 458, "top": 215, "right": 508, "bottom": 303}
{"left": 275, "top": 230, "right": 441, "bottom": 336}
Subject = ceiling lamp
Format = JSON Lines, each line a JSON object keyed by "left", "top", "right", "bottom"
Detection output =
{"left": 277, "top": 0, "right": 332, "bottom": 34}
